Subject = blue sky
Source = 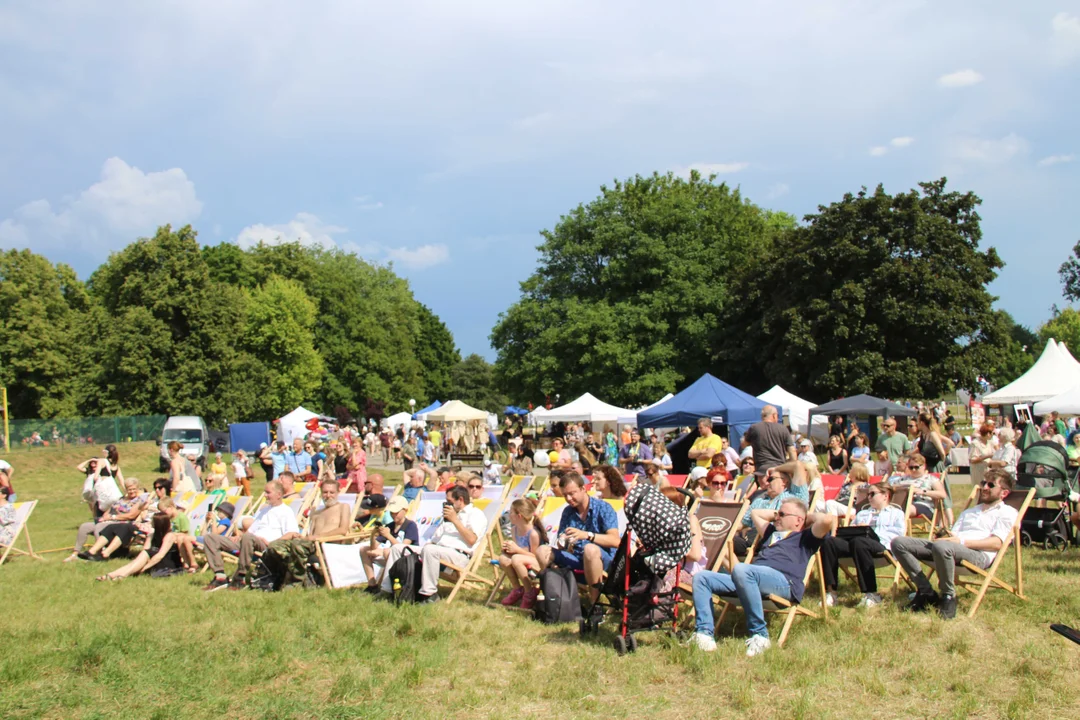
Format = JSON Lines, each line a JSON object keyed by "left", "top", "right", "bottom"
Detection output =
{"left": 1, "top": 1, "right": 1078, "bottom": 360}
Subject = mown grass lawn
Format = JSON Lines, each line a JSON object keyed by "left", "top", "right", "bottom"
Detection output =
{"left": 2, "top": 442, "right": 1079, "bottom": 719}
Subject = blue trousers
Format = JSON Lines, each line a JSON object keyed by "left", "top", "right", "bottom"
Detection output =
{"left": 692, "top": 564, "right": 793, "bottom": 638}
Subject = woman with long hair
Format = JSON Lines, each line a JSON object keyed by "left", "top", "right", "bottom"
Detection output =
{"left": 346, "top": 438, "right": 367, "bottom": 493}
{"left": 826, "top": 434, "right": 848, "bottom": 474}
{"left": 95, "top": 512, "right": 184, "bottom": 581}
{"left": 916, "top": 412, "right": 948, "bottom": 474}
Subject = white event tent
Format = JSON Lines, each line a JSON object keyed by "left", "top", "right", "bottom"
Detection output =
{"left": 982, "top": 339, "right": 1080, "bottom": 405}
{"left": 383, "top": 411, "right": 419, "bottom": 431}
{"left": 277, "top": 406, "right": 327, "bottom": 444}
{"left": 423, "top": 400, "right": 489, "bottom": 422}
{"left": 756, "top": 385, "right": 829, "bottom": 442}
{"left": 534, "top": 392, "right": 638, "bottom": 424}
{"left": 1033, "top": 386, "right": 1080, "bottom": 415}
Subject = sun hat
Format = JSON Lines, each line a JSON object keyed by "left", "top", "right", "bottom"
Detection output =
{"left": 386, "top": 496, "right": 409, "bottom": 514}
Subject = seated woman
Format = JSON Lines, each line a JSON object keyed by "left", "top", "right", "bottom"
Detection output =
{"left": 819, "top": 484, "right": 906, "bottom": 608}
{"left": 69, "top": 479, "right": 147, "bottom": 562}
{"left": 96, "top": 512, "right": 183, "bottom": 581}
{"left": 820, "top": 464, "right": 871, "bottom": 517}
{"left": 591, "top": 464, "right": 628, "bottom": 500}
{"left": 849, "top": 433, "right": 871, "bottom": 467}
{"left": 642, "top": 459, "right": 671, "bottom": 489}
{"left": 888, "top": 452, "right": 946, "bottom": 520}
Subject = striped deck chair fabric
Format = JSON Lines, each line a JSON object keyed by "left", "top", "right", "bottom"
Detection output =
{"left": 0, "top": 501, "right": 43, "bottom": 566}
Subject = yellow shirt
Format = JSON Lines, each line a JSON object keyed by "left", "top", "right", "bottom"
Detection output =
{"left": 429, "top": 430, "right": 442, "bottom": 448}
{"left": 210, "top": 462, "right": 227, "bottom": 476}
{"left": 690, "top": 434, "right": 725, "bottom": 468}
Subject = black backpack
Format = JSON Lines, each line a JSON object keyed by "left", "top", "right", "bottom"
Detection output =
{"left": 533, "top": 567, "right": 582, "bottom": 624}
{"left": 388, "top": 547, "right": 423, "bottom": 604}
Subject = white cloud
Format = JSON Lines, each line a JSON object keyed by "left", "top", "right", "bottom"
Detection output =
{"left": 0, "top": 157, "right": 202, "bottom": 254}
{"left": 1037, "top": 154, "right": 1075, "bottom": 167}
{"left": 385, "top": 243, "right": 450, "bottom": 270}
{"left": 937, "top": 69, "right": 984, "bottom": 88}
{"left": 869, "top": 146, "right": 889, "bottom": 157}
{"left": 235, "top": 212, "right": 346, "bottom": 249}
{"left": 671, "top": 162, "right": 749, "bottom": 179}
{"left": 951, "top": 132, "right": 1029, "bottom": 164}
{"left": 352, "top": 195, "right": 384, "bottom": 211}
{"left": 890, "top": 136, "right": 915, "bottom": 148}
{"left": 766, "top": 183, "right": 790, "bottom": 200}
{"left": 1052, "top": 12, "right": 1080, "bottom": 63}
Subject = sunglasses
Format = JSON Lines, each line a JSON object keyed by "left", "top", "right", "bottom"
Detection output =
{"left": 775, "top": 511, "right": 805, "bottom": 520}
{"left": 979, "top": 480, "right": 999, "bottom": 488}
{"left": 908, "top": 464, "right": 923, "bottom": 470}
{"left": 742, "top": 461, "right": 755, "bottom": 466}
{"left": 468, "top": 484, "right": 483, "bottom": 490}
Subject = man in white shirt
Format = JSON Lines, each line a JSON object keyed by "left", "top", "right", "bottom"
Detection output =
{"left": 203, "top": 480, "right": 300, "bottom": 591}
{"left": 482, "top": 458, "right": 503, "bottom": 485}
{"left": 378, "top": 486, "right": 489, "bottom": 603}
{"left": 890, "top": 468, "right": 1018, "bottom": 619}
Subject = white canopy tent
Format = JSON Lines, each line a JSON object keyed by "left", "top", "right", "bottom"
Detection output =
{"left": 538, "top": 392, "right": 638, "bottom": 423}
{"left": 1033, "top": 384, "right": 1080, "bottom": 415}
{"left": 756, "top": 385, "right": 830, "bottom": 442}
{"left": 383, "top": 411, "right": 419, "bottom": 431}
{"left": 983, "top": 338, "right": 1080, "bottom": 405}
{"left": 424, "top": 400, "right": 489, "bottom": 422}
{"left": 277, "top": 406, "right": 324, "bottom": 445}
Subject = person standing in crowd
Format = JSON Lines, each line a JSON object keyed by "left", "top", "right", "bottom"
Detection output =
{"left": 504, "top": 443, "right": 534, "bottom": 477}
{"left": 849, "top": 433, "right": 870, "bottom": 467}
{"left": 874, "top": 417, "right": 910, "bottom": 466}
{"left": 619, "top": 428, "right": 653, "bottom": 477}
{"left": 231, "top": 449, "right": 252, "bottom": 496}
{"left": 603, "top": 430, "right": 620, "bottom": 466}
{"left": 284, "top": 438, "right": 312, "bottom": 479}
{"left": 968, "top": 423, "right": 995, "bottom": 488}
{"left": 688, "top": 418, "right": 725, "bottom": 468}
{"left": 826, "top": 435, "right": 848, "bottom": 474}
{"left": 210, "top": 452, "right": 228, "bottom": 478}
{"left": 346, "top": 438, "right": 367, "bottom": 493}
{"left": 256, "top": 442, "right": 274, "bottom": 484}
{"left": 744, "top": 405, "right": 796, "bottom": 472}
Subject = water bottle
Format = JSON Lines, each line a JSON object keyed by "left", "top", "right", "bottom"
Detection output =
{"left": 392, "top": 577, "right": 401, "bottom": 594}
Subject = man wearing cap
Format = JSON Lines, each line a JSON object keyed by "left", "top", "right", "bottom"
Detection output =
{"left": 362, "top": 495, "right": 418, "bottom": 591}
{"left": 482, "top": 457, "right": 503, "bottom": 485}
{"left": 689, "top": 418, "right": 725, "bottom": 468}
{"left": 264, "top": 478, "right": 354, "bottom": 587}
{"left": 797, "top": 439, "right": 817, "bottom": 466}
{"left": 744, "top": 405, "right": 796, "bottom": 472}
{"left": 619, "top": 428, "right": 653, "bottom": 477}
{"left": 379, "top": 485, "right": 488, "bottom": 603}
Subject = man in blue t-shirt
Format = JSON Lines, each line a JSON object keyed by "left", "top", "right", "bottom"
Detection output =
{"left": 284, "top": 438, "right": 312, "bottom": 477}
{"left": 535, "top": 472, "right": 620, "bottom": 603}
{"left": 691, "top": 498, "right": 835, "bottom": 657}
{"left": 618, "top": 428, "right": 653, "bottom": 476}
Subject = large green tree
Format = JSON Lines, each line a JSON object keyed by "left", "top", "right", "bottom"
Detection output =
{"left": 449, "top": 354, "right": 507, "bottom": 413}
{"left": 491, "top": 171, "right": 789, "bottom": 406}
{"left": 415, "top": 303, "right": 460, "bottom": 402}
{"left": 0, "top": 250, "right": 88, "bottom": 418}
{"left": 720, "top": 178, "right": 1004, "bottom": 399}
{"left": 1038, "top": 306, "right": 1080, "bottom": 355}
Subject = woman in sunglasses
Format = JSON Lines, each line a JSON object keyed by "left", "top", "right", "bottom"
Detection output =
{"left": 888, "top": 452, "right": 946, "bottom": 520}
{"left": 819, "top": 483, "right": 906, "bottom": 608}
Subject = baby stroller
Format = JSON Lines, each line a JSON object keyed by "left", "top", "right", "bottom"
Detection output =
{"left": 579, "top": 484, "right": 693, "bottom": 655}
{"left": 1014, "top": 440, "right": 1078, "bottom": 550}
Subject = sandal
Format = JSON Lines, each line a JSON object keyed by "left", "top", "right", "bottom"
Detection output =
{"left": 95, "top": 574, "right": 118, "bottom": 582}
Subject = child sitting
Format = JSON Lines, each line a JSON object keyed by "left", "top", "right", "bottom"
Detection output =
{"left": 197, "top": 501, "right": 234, "bottom": 545}
{"left": 498, "top": 498, "right": 548, "bottom": 610}
{"left": 873, "top": 450, "right": 892, "bottom": 478}
{"left": 158, "top": 497, "right": 197, "bottom": 572}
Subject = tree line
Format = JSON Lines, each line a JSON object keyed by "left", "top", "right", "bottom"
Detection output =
{"left": 0, "top": 226, "right": 483, "bottom": 425}
{"left": 491, "top": 173, "right": 1076, "bottom": 405}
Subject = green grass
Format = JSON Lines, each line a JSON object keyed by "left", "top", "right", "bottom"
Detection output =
{"left": 2, "top": 442, "right": 1080, "bottom": 719}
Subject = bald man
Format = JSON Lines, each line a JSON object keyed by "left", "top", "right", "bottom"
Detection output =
{"left": 744, "top": 405, "right": 796, "bottom": 472}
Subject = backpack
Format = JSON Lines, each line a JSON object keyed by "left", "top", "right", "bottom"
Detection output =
{"left": 388, "top": 547, "right": 423, "bottom": 604}
{"left": 533, "top": 567, "right": 582, "bottom": 624}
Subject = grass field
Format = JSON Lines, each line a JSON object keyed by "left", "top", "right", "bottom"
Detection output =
{"left": 1, "top": 442, "right": 1079, "bottom": 720}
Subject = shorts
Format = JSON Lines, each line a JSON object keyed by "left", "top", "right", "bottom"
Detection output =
{"left": 553, "top": 544, "right": 615, "bottom": 572}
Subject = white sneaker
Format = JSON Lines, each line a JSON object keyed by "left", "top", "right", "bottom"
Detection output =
{"left": 825, "top": 591, "right": 837, "bottom": 607}
{"left": 858, "top": 593, "right": 882, "bottom": 608}
{"left": 745, "top": 635, "right": 772, "bottom": 657}
{"left": 690, "top": 632, "right": 717, "bottom": 652}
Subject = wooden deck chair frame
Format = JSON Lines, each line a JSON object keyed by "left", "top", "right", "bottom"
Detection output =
{"left": 676, "top": 498, "right": 749, "bottom": 620}
{"left": 0, "top": 501, "right": 44, "bottom": 566}
{"left": 838, "top": 486, "right": 914, "bottom": 591}
{"left": 714, "top": 491, "right": 827, "bottom": 648}
{"left": 485, "top": 490, "right": 559, "bottom": 608}
{"left": 918, "top": 486, "right": 1034, "bottom": 617}
{"left": 437, "top": 495, "right": 507, "bottom": 604}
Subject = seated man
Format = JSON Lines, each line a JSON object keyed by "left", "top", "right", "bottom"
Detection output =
{"left": 734, "top": 461, "right": 808, "bottom": 556}
{"left": 278, "top": 471, "right": 300, "bottom": 500}
{"left": 890, "top": 468, "right": 1018, "bottom": 619}
{"left": 400, "top": 467, "right": 427, "bottom": 502}
{"left": 202, "top": 480, "right": 299, "bottom": 591}
{"left": 692, "top": 499, "right": 834, "bottom": 656}
{"left": 265, "top": 479, "right": 353, "bottom": 587}
{"left": 819, "top": 483, "right": 905, "bottom": 608}
{"left": 361, "top": 496, "right": 418, "bottom": 591}
{"left": 534, "top": 472, "right": 620, "bottom": 603}
{"left": 378, "top": 486, "right": 488, "bottom": 603}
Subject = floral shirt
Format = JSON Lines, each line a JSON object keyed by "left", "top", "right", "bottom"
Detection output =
{"left": 0, "top": 503, "right": 17, "bottom": 546}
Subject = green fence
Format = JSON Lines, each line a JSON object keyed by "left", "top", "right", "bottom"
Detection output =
{"left": 5, "top": 415, "right": 167, "bottom": 448}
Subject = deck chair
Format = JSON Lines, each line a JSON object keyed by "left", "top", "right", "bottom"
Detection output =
{"left": 677, "top": 499, "right": 749, "bottom": 618}
{"left": 0, "top": 501, "right": 44, "bottom": 567}
{"left": 714, "top": 491, "right": 826, "bottom": 648}
{"left": 922, "top": 487, "right": 1035, "bottom": 618}
{"left": 837, "top": 486, "right": 914, "bottom": 591}
{"left": 437, "top": 496, "right": 507, "bottom": 604}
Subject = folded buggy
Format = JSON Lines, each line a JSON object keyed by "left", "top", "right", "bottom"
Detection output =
{"left": 579, "top": 484, "right": 693, "bottom": 655}
{"left": 1014, "top": 440, "right": 1078, "bottom": 550}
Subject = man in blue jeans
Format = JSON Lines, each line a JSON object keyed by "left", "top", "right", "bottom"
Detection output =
{"left": 691, "top": 498, "right": 834, "bottom": 657}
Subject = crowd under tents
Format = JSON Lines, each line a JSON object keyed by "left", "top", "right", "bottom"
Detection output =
{"left": 983, "top": 338, "right": 1080, "bottom": 405}
{"left": 637, "top": 373, "right": 779, "bottom": 443}
{"left": 757, "top": 385, "right": 829, "bottom": 442}
{"left": 807, "top": 394, "right": 916, "bottom": 447}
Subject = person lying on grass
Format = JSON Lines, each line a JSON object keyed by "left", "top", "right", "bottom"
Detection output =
{"left": 891, "top": 468, "right": 1017, "bottom": 620}
{"left": 96, "top": 512, "right": 184, "bottom": 581}
{"left": 498, "top": 498, "right": 548, "bottom": 609}
{"left": 362, "top": 495, "right": 418, "bottom": 592}
{"left": 691, "top": 499, "right": 834, "bottom": 657}
{"left": 68, "top": 479, "right": 147, "bottom": 563}
{"left": 264, "top": 479, "right": 353, "bottom": 588}
{"left": 819, "top": 483, "right": 906, "bottom": 609}
{"left": 202, "top": 480, "right": 300, "bottom": 591}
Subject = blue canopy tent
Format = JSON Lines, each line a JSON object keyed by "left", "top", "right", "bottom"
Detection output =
{"left": 228, "top": 421, "right": 271, "bottom": 453}
{"left": 636, "top": 373, "right": 781, "bottom": 444}
{"left": 412, "top": 400, "right": 442, "bottom": 419}
{"left": 504, "top": 405, "right": 530, "bottom": 416}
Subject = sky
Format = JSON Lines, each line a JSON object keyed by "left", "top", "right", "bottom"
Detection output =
{"left": 1, "top": 1, "right": 1078, "bottom": 360}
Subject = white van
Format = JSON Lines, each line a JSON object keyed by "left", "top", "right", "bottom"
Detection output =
{"left": 159, "top": 416, "right": 210, "bottom": 471}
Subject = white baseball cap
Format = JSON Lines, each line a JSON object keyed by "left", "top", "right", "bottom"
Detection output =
{"left": 689, "top": 467, "right": 709, "bottom": 480}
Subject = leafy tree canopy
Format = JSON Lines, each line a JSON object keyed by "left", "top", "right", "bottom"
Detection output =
{"left": 1038, "top": 306, "right": 1080, "bottom": 356}
{"left": 449, "top": 354, "right": 507, "bottom": 413}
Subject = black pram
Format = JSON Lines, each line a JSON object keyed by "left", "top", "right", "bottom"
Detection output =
{"left": 579, "top": 484, "right": 693, "bottom": 654}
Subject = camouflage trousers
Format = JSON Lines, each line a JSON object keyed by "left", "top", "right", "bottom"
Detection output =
{"left": 266, "top": 537, "right": 316, "bottom": 584}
